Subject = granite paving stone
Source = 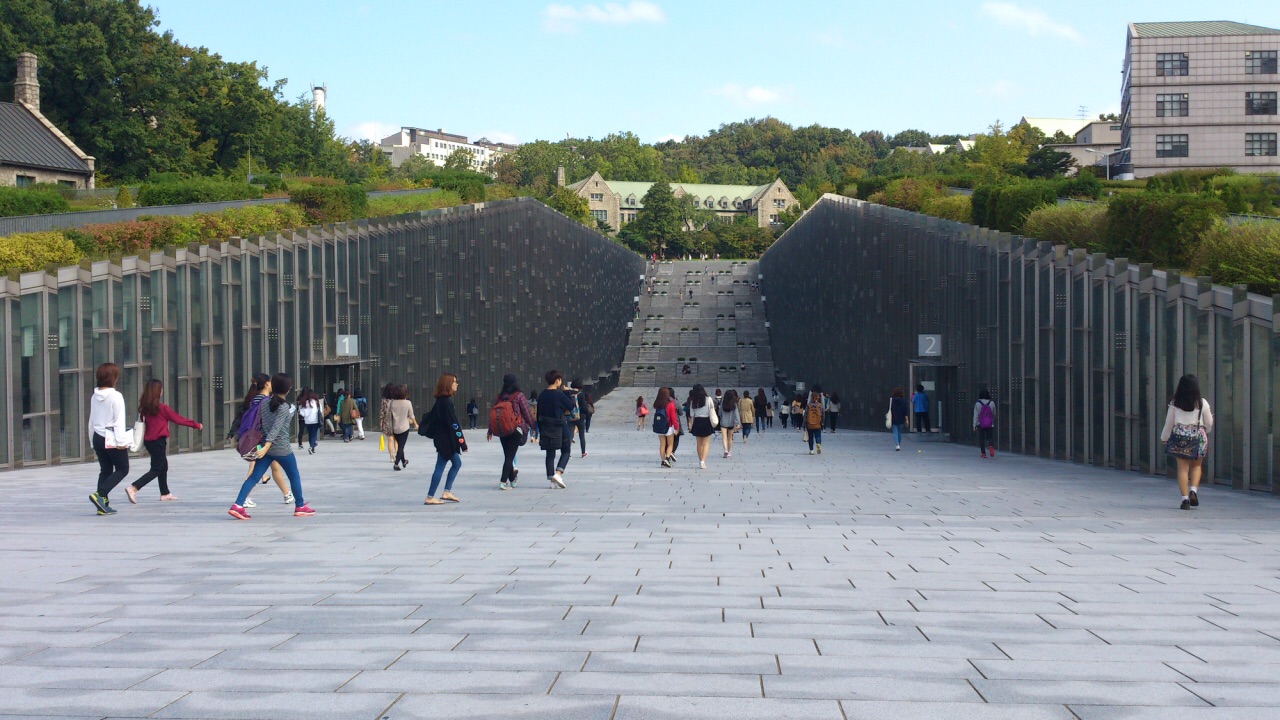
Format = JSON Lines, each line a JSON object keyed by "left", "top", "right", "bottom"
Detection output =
{"left": 1, "top": 388, "right": 1279, "bottom": 717}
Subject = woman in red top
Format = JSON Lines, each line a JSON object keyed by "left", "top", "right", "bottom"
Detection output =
{"left": 126, "top": 379, "right": 201, "bottom": 502}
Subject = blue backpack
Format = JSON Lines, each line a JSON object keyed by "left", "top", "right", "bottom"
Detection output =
{"left": 651, "top": 407, "right": 669, "bottom": 434}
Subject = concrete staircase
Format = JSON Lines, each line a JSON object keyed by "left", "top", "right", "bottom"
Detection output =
{"left": 620, "top": 260, "right": 776, "bottom": 389}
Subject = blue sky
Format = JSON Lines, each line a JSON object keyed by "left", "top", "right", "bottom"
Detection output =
{"left": 151, "top": 0, "right": 1279, "bottom": 144}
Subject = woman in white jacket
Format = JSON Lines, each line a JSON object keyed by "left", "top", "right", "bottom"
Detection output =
{"left": 1160, "top": 374, "right": 1214, "bottom": 511}
{"left": 88, "top": 363, "right": 129, "bottom": 515}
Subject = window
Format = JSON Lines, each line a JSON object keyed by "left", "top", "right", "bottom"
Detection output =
{"left": 1109, "top": 124, "right": 1122, "bottom": 131}
{"left": 1156, "top": 52, "right": 1188, "bottom": 76}
{"left": 1156, "top": 134, "right": 1189, "bottom": 158}
{"left": 773, "top": 198, "right": 786, "bottom": 209}
{"left": 1246, "top": 92, "right": 1278, "bottom": 115}
{"left": 1156, "top": 93, "right": 1189, "bottom": 117}
{"left": 15, "top": 175, "right": 35, "bottom": 187}
{"left": 589, "top": 193, "right": 604, "bottom": 201}
{"left": 591, "top": 209, "right": 608, "bottom": 222}
{"left": 1246, "top": 50, "right": 1278, "bottom": 75}
{"left": 57, "top": 180, "right": 76, "bottom": 188}
{"left": 769, "top": 214, "right": 780, "bottom": 225}
{"left": 1246, "top": 133, "right": 1278, "bottom": 157}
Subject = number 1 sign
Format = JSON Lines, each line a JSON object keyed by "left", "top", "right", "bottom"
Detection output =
{"left": 337, "top": 334, "right": 359, "bottom": 357}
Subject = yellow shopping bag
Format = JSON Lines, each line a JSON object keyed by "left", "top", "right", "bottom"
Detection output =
{"left": 378, "top": 434, "right": 386, "bottom": 452}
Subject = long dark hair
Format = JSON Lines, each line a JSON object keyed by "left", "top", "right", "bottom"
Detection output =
{"left": 689, "top": 384, "right": 707, "bottom": 408}
{"left": 636, "top": 396, "right": 645, "bottom": 408}
{"left": 756, "top": 388, "right": 767, "bottom": 405}
{"left": 268, "top": 373, "right": 292, "bottom": 412}
{"left": 381, "top": 383, "right": 396, "bottom": 400}
{"left": 722, "top": 389, "right": 738, "bottom": 411}
{"left": 654, "top": 387, "right": 671, "bottom": 408}
{"left": 1172, "top": 374, "right": 1202, "bottom": 412}
{"left": 501, "top": 373, "right": 521, "bottom": 398}
{"left": 241, "top": 373, "right": 270, "bottom": 410}
{"left": 138, "top": 379, "right": 163, "bottom": 418}
{"left": 297, "top": 387, "right": 318, "bottom": 408}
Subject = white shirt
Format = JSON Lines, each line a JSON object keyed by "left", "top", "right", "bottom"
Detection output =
{"left": 87, "top": 387, "right": 126, "bottom": 442}
{"left": 1160, "top": 399, "right": 1214, "bottom": 443}
{"left": 299, "top": 400, "right": 321, "bottom": 424}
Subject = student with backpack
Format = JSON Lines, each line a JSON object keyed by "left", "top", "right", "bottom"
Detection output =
{"left": 1160, "top": 374, "right": 1214, "bottom": 510}
{"left": 488, "top": 374, "right": 535, "bottom": 490}
{"left": 652, "top": 387, "right": 676, "bottom": 468}
{"left": 466, "top": 397, "right": 480, "bottom": 430}
{"left": 537, "top": 370, "right": 576, "bottom": 487}
{"left": 353, "top": 389, "right": 368, "bottom": 440}
{"left": 228, "top": 373, "right": 314, "bottom": 519}
{"left": 667, "top": 386, "right": 683, "bottom": 464}
{"left": 231, "top": 374, "right": 293, "bottom": 509}
{"left": 804, "top": 386, "right": 827, "bottom": 454}
{"left": 888, "top": 386, "right": 911, "bottom": 451}
{"left": 973, "top": 388, "right": 996, "bottom": 458}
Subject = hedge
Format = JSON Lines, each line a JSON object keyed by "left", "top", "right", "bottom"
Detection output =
{"left": 1020, "top": 203, "right": 1107, "bottom": 250}
{"left": 77, "top": 205, "right": 309, "bottom": 255}
{"left": 870, "top": 177, "right": 945, "bottom": 212}
{"left": 289, "top": 185, "right": 368, "bottom": 223}
{"left": 0, "top": 186, "right": 71, "bottom": 218}
{"left": 1102, "top": 193, "right": 1225, "bottom": 268}
{"left": 0, "top": 231, "right": 82, "bottom": 273}
{"left": 1190, "top": 222, "right": 1280, "bottom": 295}
{"left": 921, "top": 194, "right": 971, "bottom": 222}
{"left": 136, "top": 178, "right": 263, "bottom": 206}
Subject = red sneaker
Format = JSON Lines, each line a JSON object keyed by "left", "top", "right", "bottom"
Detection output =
{"left": 293, "top": 504, "right": 315, "bottom": 517}
{"left": 228, "top": 504, "right": 250, "bottom": 520}
{"left": 988, "top": 445, "right": 996, "bottom": 458}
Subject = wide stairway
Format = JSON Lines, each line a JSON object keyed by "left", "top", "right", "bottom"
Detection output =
{"left": 619, "top": 259, "right": 776, "bottom": 389}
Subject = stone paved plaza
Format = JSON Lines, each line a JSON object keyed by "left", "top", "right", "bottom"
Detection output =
{"left": 2, "top": 390, "right": 1280, "bottom": 719}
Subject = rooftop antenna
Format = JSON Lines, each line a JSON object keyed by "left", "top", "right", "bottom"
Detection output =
{"left": 1078, "top": 105, "right": 1088, "bottom": 119}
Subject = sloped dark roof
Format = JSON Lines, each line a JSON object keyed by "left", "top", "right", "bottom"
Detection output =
{"left": 0, "top": 102, "right": 91, "bottom": 174}
{"left": 1131, "top": 21, "right": 1280, "bottom": 38}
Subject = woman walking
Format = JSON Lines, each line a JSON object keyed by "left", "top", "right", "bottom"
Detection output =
{"left": 754, "top": 389, "right": 767, "bottom": 433}
{"left": 233, "top": 373, "right": 293, "bottom": 509}
{"left": 126, "top": 379, "right": 202, "bottom": 503}
{"left": 804, "top": 386, "right": 827, "bottom": 455}
{"left": 388, "top": 384, "right": 416, "bottom": 471}
{"left": 652, "top": 387, "right": 676, "bottom": 468}
{"left": 489, "top": 374, "right": 535, "bottom": 490}
{"left": 338, "top": 390, "right": 358, "bottom": 442}
{"left": 912, "top": 384, "right": 931, "bottom": 433}
{"left": 572, "top": 378, "right": 591, "bottom": 458}
{"left": 466, "top": 397, "right": 479, "bottom": 430}
{"left": 424, "top": 373, "right": 466, "bottom": 505}
{"left": 379, "top": 383, "right": 397, "bottom": 465}
{"left": 297, "top": 388, "right": 323, "bottom": 454}
{"left": 352, "top": 388, "right": 368, "bottom": 440}
{"left": 635, "top": 396, "right": 648, "bottom": 430}
{"left": 791, "top": 395, "right": 803, "bottom": 432}
{"left": 1160, "top": 374, "right": 1214, "bottom": 511}
{"left": 537, "top": 370, "right": 576, "bottom": 488}
{"left": 228, "top": 373, "right": 314, "bottom": 519}
{"left": 765, "top": 401, "right": 774, "bottom": 428}
{"left": 779, "top": 395, "right": 790, "bottom": 428}
{"left": 888, "top": 386, "right": 911, "bottom": 451}
{"left": 88, "top": 363, "right": 130, "bottom": 515}
{"left": 973, "top": 388, "right": 996, "bottom": 459}
{"left": 720, "top": 389, "right": 740, "bottom": 458}
{"left": 738, "top": 389, "right": 755, "bottom": 444}
{"left": 687, "top": 384, "right": 716, "bottom": 469}
{"left": 827, "top": 393, "right": 841, "bottom": 433}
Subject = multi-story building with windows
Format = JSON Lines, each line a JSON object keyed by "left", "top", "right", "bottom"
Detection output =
{"left": 1121, "top": 21, "right": 1280, "bottom": 178}
{"left": 378, "top": 127, "right": 516, "bottom": 173}
{"left": 565, "top": 172, "right": 798, "bottom": 232}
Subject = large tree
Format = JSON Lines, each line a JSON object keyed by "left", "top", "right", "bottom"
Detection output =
{"left": 632, "top": 180, "right": 682, "bottom": 255}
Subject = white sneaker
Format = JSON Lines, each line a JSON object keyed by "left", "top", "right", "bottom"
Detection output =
{"left": 809, "top": 450, "right": 815, "bottom": 455}
{"left": 283, "top": 492, "right": 294, "bottom": 504}
{"left": 499, "top": 482, "right": 510, "bottom": 490}
{"left": 550, "top": 473, "right": 566, "bottom": 488}
{"left": 699, "top": 461, "right": 706, "bottom": 469}
{"left": 244, "top": 498, "right": 257, "bottom": 508}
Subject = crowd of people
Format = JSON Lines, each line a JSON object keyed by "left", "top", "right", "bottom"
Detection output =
{"left": 84, "top": 360, "right": 1214, "bottom": 516}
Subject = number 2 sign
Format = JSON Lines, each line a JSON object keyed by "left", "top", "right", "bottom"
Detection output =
{"left": 918, "top": 334, "right": 942, "bottom": 357}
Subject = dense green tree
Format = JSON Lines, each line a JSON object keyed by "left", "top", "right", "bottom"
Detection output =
{"left": 632, "top": 180, "right": 682, "bottom": 255}
{"left": 1015, "top": 146, "right": 1076, "bottom": 179}
{"left": 544, "top": 185, "right": 590, "bottom": 225}
{"left": 888, "top": 129, "right": 932, "bottom": 148}
{"left": 444, "top": 148, "right": 475, "bottom": 171}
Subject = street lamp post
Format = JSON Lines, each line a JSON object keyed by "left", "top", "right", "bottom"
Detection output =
{"left": 1085, "top": 147, "right": 1130, "bottom": 181}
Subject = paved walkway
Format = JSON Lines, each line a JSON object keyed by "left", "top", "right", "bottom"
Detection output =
{"left": 2, "top": 389, "right": 1279, "bottom": 719}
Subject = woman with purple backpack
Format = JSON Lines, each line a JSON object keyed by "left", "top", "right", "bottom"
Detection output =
{"left": 973, "top": 388, "right": 997, "bottom": 459}
{"left": 229, "top": 374, "right": 294, "bottom": 509}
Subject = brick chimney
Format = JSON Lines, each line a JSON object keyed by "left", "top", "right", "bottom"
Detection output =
{"left": 15, "top": 52, "right": 39, "bottom": 111}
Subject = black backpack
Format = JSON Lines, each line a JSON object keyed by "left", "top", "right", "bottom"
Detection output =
{"left": 417, "top": 408, "right": 436, "bottom": 438}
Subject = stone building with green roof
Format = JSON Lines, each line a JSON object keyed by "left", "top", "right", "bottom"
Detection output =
{"left": 565, "top": 172, "right": 798, "bottom": 234}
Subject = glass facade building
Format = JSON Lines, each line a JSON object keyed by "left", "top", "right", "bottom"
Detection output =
{"left": 762, "top": 196, "right": 1278, "bottom": 494}
{"left": 0, "top": 197, "right": 643, "bottom": 469}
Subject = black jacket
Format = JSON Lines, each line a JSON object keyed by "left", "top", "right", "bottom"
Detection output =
{"left": 430, "top": 396, "right": 466, "bottom": 456}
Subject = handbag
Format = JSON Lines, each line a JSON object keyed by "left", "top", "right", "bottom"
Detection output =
{"left": 132, "top": 416, "right": 146, "bottom": 450}
{"left": 1165, "top": 405, "right": 1208, "bottom": 459}
{"left": 884, "top": 399, "right": 893, "bottom": 430}
{"left": 108, "top": 425, "right": 138, "bottom": 452}
{"left": 708, "top": 401, "right": 719, "bottom": 429}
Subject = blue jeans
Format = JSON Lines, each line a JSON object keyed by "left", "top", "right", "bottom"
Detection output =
{"left": 755, "top": 416, "right": 765, "bottom": 432}
{"left": 237, "top": 453, "right": 304, "bottom": 507}
{"left": 306, "top": 423, "right": 319, "bottom": 449}
{"left": 808, "top": 428, "right": 822, "bottom": 450}
{"left": 429, "top": 452, "right": 462, "bottom": 497}
{"left": 892, "top": 423, "right": 903, "bottom": 446}
{"left": 341, "top": 423, "right": 353, "bottom": 440}
{"left": 743, "top": 423, "right": 752, "bottom": 439}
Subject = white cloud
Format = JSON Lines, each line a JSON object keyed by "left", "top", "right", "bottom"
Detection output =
{"left": 978, "top": 79, "right": 1017, "bottom": 99}
{"left": 980, "top": 2, "right": 1083, "bottom": 43}
{"left": 347, "top": 121, "right": 399, "bottom": 142}
{"left": 711, "top": 83, "right": 782, "bottom": 107}
{"left": 543, "top": 1, "right": 665, "bottom": 32}
{"left": 654, "top": 133, "right": 685, "bottom": 143}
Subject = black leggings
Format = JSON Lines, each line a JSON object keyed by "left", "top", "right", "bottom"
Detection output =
{"left": 574, "top": 419, "right": 587, "bottom": 453}
{"left": 977, "top": 426, "right": 994, "bottom": 452}
{"left": 92, "top": 432, "right": 129, "bottom": 498}
{"left": 132, "top": 438, "right": 170, "bottom": 495}
{"left": 500, "top": 432, "right": 521, "bottom": 483}
{"left": 394, "top": 431, "right": 410, "bottom": 465}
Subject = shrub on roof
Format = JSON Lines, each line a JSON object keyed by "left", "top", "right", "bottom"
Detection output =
{"left": 0, "top": 186, "right": 71, "bottom": 218}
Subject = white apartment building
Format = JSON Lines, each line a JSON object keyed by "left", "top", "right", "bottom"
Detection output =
{"left": 1121, "top": 21, "right": 1280, "bottom": 178}
{"left": 379, "top": 127, "right": 515, "bottom": 172}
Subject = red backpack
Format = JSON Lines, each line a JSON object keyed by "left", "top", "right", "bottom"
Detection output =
{"left": 489, "top": 396, "right": 519, "bottom": 437}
